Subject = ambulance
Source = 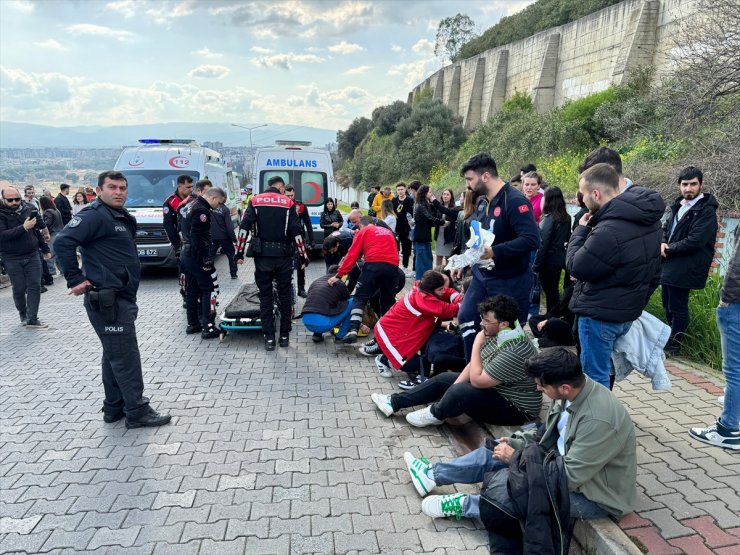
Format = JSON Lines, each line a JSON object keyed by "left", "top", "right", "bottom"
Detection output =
{"left": 113, "top": 139, "right": 240, "bottom": 267}
{"left": 251, "top": 141, "right": 336, "bottom": 249}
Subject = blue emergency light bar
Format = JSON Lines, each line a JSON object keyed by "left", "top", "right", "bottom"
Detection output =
{"left": 138, "top": 139, "right": 196, "bottom": 144}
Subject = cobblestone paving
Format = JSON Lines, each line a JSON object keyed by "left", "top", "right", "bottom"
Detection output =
{"left": 0, "top": 258, "right": 489, "bottom": 555}
{"left": 1, "top": 257, "right": 738, "bottom": 554}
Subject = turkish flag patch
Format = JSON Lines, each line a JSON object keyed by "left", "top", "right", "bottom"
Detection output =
{"left": 199, "top": 214, "right": 207, "bottom": 222}
{"left": 518, "top": 205, "right": 530, "bottom": 214}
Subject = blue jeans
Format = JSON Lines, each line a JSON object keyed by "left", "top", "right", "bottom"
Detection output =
{"left": 433, "top": 447, "right": 608, "bottom": 520}
{"left": 302, "top": 299, "right": 353, "bottom": 340}
{"left": 718, "top": 303, "right": 740, "bottom": 431}
{"left": 458, "top": 269, "right": 532, "bottom": 360}
{"left": 578, "top": 317, "right": 632, "bottom": 389}
{"left": 414, "top": 242, "right": 432, "bottom": 280}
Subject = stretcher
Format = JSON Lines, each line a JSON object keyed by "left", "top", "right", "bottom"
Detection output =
{"left": 217, "top": 283, "right": 294, "bottom": 342}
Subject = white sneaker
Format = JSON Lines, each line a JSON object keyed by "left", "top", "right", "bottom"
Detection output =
{"left": 375, "top": 355, "right": 393, "bottom": 378}
{"left": 421, "top": 493, "right": 466, "bottom": 520}
{"left": 371, "top": 393, "right": 394, "bottom": 417}
{"left": 406, "top": 406, "right": 443, "bottom": 428}
{"left": 404, "top": 452, "right": 435, "bottom": 496}
{"left": 717, "top": 396, "right": 724, "bottom": 407}
{"left": 405, "top": 271, "right": 416, "bottom": 279}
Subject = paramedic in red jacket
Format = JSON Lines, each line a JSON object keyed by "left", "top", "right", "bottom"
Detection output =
{"left": 374, "top": 270, "right": 462, "bottom": 389}
{"left": 328, "top": 215, "right": 399, "bottom": 343}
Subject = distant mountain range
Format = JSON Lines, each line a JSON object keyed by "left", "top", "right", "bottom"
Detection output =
{"left": 0, "top": 121, "right": 338, "bottom": 149}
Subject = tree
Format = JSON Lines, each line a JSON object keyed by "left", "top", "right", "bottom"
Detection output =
{"left": 336, "top": 117, "right": 373, "bottom": 161}
{"left": 371, "top": 101, "right": 412, "bottom": 136}
{"left": 435, "top": 14, "right": 477, "bottom": 62}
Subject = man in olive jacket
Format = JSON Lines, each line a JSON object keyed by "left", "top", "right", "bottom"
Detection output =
{"left": 660, "top": 166, "right": 719, "bottom": 353}
{"left": 401, "top": 349, "right": 636, "bottom": 553}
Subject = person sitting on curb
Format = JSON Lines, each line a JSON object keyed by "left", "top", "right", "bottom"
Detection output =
{"left": 301, "top": 264, "right": 352, "bottom": 343}
{"left": 365, "top": 270, "right": 461, "bottom": 389}
{"left": 528, "top": 283, "right": 576, "bottom": 348}
{"left": 400, "top": 348, "right": 636, "bottom": 553}
{"left": 371, "top": 294, "right": 541, "bottom": 426}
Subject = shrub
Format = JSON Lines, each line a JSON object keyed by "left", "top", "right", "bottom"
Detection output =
{"left": 537, "top": 150, "right": 585, "bottom": 196}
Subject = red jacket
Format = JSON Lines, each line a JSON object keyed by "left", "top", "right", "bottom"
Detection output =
{"left": 336, "top": 224, "right": 399, "bottom": 277}
{"left": 375, "top": 284, "right": 462, "bottom": 369}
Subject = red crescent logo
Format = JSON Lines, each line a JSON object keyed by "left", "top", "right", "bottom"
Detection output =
{"left": 169, "top": 156, "right": 190, "bottom": 168}
{"left": 128, "top": 156, "right": 144, "bottom": 167}
{"left": 303, "top": 181, "right": 322, "bottom": 204}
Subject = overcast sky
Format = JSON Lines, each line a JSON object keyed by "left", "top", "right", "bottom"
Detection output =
{"left": 0, "top": 0, "right": 534, "bottom": 131}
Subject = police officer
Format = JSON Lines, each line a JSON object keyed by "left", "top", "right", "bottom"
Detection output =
{"left": 181, "top": 187, "right": 225, "bottom": 339}
{"left": 163, "top": 175, "right": 194, "bottom": 305}
{"left": 236, "top": 176, "right": 308, "bottom": 351}
{"left": 284, "top": 185, "right": 314, "bottom": 297}
{"left": 55, "top": 171, "right": 171, "bottom": 429}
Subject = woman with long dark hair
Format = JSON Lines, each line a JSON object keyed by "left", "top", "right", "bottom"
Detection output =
{"left": 433, "top": 188, "right": 459, "bottom": 266}
{"left": 40, "top": 196, "right": 63, "bottom": 275}
{"left": 413, "top": 185, "right": 446, "bottom": 280}
{"left": 72, "top": 191, "right": 89, "bottom": 215}
{"left": 533, "top": 186, "right": 571, "bottom": 311}
{"left": 319, "top": 198, "right": 343, "bottom": 239}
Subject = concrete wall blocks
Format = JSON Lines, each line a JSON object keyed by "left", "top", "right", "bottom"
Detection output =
{"left": 408, "top": 0, "right": 700, "bottom": 130}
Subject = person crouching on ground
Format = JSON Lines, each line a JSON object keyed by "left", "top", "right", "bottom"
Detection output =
{"left": 400, "top": 348, "right": 636, "bottom": 554}
{"left": 371, "top": 294, "right": 542, "bottom": 426}
{"left": 368, "top": 270, "right": 461, "bottom": 390}
{"left": 301, "top": 264, "right": 352, "bottom": 343}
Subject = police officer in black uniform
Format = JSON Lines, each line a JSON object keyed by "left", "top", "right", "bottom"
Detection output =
{"left": 180, "top": 187, "right": 224, "bottom": 339}
{"left": 55, "top": 171, "right": 171, "bottom": 429}
{"left": 163, "top": 174, "right": 194, "bottom": 305}
{"left": 236, "top": 176, "right": 308, "bottom": 351}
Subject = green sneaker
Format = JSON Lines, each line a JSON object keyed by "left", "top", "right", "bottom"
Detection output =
{"left": 403, "top": 451, "right": 435, "bottom": 496}
{"left": 421, "top": 493, "right": 466, "bottom": 520}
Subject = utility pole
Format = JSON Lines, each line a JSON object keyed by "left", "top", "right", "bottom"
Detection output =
{"left": 232, "top": 123, "right": 267, "bottom": 184}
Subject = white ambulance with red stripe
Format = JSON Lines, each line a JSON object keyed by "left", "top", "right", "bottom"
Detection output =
{"left": 251, "top": 141, "right": 336, "bottom": 249}
{"left": 113, "top": 139, "right": 240, "bottom": 267}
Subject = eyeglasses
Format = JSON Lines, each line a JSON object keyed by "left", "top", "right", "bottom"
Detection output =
{"left": 4, "top": 197, "right": 21, "bottom": 203}
{"left": 480, "top": 315, "right": 498, "bottom": 326}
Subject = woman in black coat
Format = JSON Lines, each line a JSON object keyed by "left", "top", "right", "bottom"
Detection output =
{"left": 319, "top": 198, "right": 343, "bottom": 239}
{"left": 533, "top": 187, "right": 571, "bottom": 311}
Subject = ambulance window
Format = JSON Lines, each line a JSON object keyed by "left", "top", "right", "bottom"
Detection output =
{"left": 261, "top": 171, "right": 291, "bottom": 192}
{"left": 299, "top": 172, "right": 325, "bottom": 206}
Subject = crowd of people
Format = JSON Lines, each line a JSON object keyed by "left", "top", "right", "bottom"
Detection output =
{"left": 0, "top": 146, "right": 737, "bottom": 550}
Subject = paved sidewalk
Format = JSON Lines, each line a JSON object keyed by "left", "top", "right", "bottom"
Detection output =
{"left": 0, "top": 259, "right": 488, "bottom": 555}
{"left": 0, "top": 257, "right": 738, "bottom": 554}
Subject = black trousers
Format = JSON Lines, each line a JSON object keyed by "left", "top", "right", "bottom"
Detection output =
{"left": 181, "top": 252, "right": 216, "bottom": 328}
{"left": 4, "top": 255, "right": 41, "bottom": 321}
{"left": 528, "top": 315, "right": 575, "bottom": 347}
{"left": 538, "top": 266, "right": 562, "bottom": 312}
{"left": 210, "top": 238, "right": 237, "bottom": 278}
{"left": 84, "top": 294, "right": 148, "bottom": 418}
{"left": 349, "top": 262, "right": 398, "bottom": 332}
{"left": 662, "top": 284, "right": 691, "bottom": 343}
{"left": 255, "top": 255, "right": 292, "bottom": 337}
{"left": 390, "top": 372, "right": 531, "bottom": 425}
{"left": 398, "top": 230, "right": 412, "bottom": 268}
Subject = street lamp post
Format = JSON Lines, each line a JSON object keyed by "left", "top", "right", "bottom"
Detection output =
{"left": 231, "top": 123, "right": 267, "bottom": 183}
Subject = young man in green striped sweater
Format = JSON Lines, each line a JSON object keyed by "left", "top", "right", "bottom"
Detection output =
{"left": 371, "top": 295, "right": 541, "bottom": 427}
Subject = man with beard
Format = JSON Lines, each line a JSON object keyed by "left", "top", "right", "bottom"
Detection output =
{"left": 452, "top": 153, "right": 540, "bottom": 360}
{"left": 660, "top": 166, "right": 719, "bottom": 354}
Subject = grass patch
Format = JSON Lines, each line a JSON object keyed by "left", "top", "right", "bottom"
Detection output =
{"left": 644, "top": 275, "right": 723, "bottom": 372}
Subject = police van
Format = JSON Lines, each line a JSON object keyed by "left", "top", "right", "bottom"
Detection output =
{"left": 113, "top": 139, "right": 241, "bottom": 267}
{"left": 251, "top": 141, "right": 336, "bottom": 249}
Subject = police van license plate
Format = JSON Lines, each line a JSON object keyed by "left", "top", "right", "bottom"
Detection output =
{"left": 137, "top": 249, "right": 157, "bottom": 257}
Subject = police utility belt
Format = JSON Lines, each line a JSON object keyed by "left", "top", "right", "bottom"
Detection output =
{"left": 247, "top": 237, "right": 292, "bottom": 257}
{"left": 86, "top": 288, "right": 118, "bottom": 325}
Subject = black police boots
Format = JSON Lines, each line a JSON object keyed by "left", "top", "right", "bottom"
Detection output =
{"left": 279, "top": 335, "right": 289, "bottom": 347}
{"left": 103, "top": 411, "right": 125, "bottom": 423}
{"left": 186, "top": 324, "right": 202, "bottom": 334}
{"left": 201, "top": 323, "right": 219, "bottom": 340}
{"left": 264, "top": 335, "right": 276, "bottom": 351}
{"left": 125, "top": 407, "right": 172, "bottom": 429}
{"left": 297, "top": 287, "right": 307, "bottom": 298}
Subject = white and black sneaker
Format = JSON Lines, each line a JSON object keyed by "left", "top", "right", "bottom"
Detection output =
{"left": 398, "top": 375, "right": 425, "bottom": 390}
{"left": 359, "top": 342, "right": 382, "bottom": 357}
{"left": 374, "top": 355, "right": 394, "bottom": 378}
{"left": 688, "top": 420, "right": 740, "bottom": 450}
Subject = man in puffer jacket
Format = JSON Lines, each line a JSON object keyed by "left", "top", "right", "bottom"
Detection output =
{"left": 566, "top": 163, "right": 664, "bottom": 389}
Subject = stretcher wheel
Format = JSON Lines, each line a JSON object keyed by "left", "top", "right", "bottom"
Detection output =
{"left": 219, "top": 331, "right": 227, "bottom": 342}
